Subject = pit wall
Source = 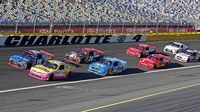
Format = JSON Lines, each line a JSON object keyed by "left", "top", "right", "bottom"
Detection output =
{"left": 0, "top": 32, "right": 200, "bottom": 47}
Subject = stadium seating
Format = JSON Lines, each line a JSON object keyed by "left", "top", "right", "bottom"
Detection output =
{"left": 0, "top": 0, "right": 199, "bottom": 24}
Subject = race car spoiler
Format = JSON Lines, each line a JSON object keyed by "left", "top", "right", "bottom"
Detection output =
{"left": 40, "top": 50, "right": 54, "bottom": 57}
{"left": 91, "top": 48, "right": 105, "bottom": 55}
{"left": 64, "top": 58, "right": 81, "bottom": 65}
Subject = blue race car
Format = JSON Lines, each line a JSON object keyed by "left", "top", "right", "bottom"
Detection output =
{"left": 88, "top": 57, "right": 127, "bottom": 76}
{"left": 8, "top": 50, "right": 54, "bottom": 69}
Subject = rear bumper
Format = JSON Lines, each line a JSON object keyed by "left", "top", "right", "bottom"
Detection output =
{"left": 8, "top": 62, "right": 26, "bottom": 70}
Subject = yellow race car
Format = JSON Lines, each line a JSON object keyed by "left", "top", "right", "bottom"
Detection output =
{"left": 28, "top": 60, "right": 75, "bottom": 80}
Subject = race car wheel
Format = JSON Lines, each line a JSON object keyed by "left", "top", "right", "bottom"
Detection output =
{"left": 138, "top": 53, "right": 143, "bottom": 58}
{"left": 106, "top": 70, "right": 111, "bottom": 76}
{"left": 67, "top": 72, "right": 72, "bottom": 80}
{"left": 152, "top": 65, "right": 156, "bottom": 69}
{"left": 163, "top": 64, "right": 167, "bottom": 69}
{"left": 26, "top": 63, "right": 32, "bottom": 69}
{"left": 187, "top": 58, "right": 190, "bottom": 62}
{"left": 198, "top": 58, "right": 200, "bottom": 62}
{"left": 48, "top": 74, "right": 54, "bottom": 81}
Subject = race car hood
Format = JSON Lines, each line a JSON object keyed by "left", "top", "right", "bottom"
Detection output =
{"left": 165, "top": 45, "right": 179, "bottom": 51}
{"left": 31, "top": 65, "right": 55, "bottom": 74}
{"left": 10, "top": 55, "right": 31, "bottom": 63}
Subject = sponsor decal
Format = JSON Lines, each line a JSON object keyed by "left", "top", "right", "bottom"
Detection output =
{"left": 0, "top": 35, "right": 146, "bottom": 46}
{"left": 117, "top": 35, "right": 126, "bottom": 42}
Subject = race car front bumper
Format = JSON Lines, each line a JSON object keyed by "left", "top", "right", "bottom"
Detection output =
{"left": 28, "top": 70, "right": 49, "bottom": 80}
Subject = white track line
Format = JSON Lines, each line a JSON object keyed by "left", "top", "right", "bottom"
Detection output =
{"left": 0, "top": 64, "right": 200, "bottom": 94}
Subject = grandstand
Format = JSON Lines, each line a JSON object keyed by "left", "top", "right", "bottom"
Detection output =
{"left": 0, "top": 0, "right": 199, "bottom": 33}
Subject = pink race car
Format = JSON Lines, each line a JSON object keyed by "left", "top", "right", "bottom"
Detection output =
{"left": 126, "top": 44, "right": 157, "bottom": 58}
{"left": 139, "top": 53, "right": 171, "bottom": 70}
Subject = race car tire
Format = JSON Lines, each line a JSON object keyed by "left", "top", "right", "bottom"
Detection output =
{"left": 163, "top": 64, "right": 167, "bottom": 69}
{"left": 187, "top": 58, "right": 191, "bottom": 62}
{"left": 48, "top": 74, "right": 54, "bottom": 81}
{"left": 153, "top": 65, "right": 156, "bottom": 69}
{"left": 198, "top": 58, "right": 200, "bottom": 62}
{"left": 67, "top": 72, "right": 72, "bottom": 80}
{"left": 26, "top": 63, "right": 32, "bottom": 69}
{"left": 138, "top": 53, "right": 143, "bottom": 58}
{"left": 106, "top": 70, "right": 111, "bottom": 76}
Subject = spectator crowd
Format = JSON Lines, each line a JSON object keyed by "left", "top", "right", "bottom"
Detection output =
{"left": 0, "top": 0, "right": 199, "bottom": 24}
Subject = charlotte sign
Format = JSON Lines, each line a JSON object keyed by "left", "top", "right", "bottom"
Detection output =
{"left": 0, "top": 35, "right": 146, "bottom": 47}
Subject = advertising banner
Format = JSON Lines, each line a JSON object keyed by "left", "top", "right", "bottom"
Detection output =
{"left": 0, "top": 35, "right": 147, "bottom": 47}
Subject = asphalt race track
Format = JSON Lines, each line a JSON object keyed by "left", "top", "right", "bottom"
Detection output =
{"left": 0, "top": 40, "right": 200, "bottom": 112}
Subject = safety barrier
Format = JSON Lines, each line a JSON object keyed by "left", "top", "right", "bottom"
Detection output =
{"left": 0, "top": 32, "right": 200, "bottom": 47}
{"left": 0, "top": 34, "right": 147, "bottom": 47}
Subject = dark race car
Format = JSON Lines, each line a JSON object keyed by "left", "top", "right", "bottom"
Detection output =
{"left": 64, "top": 48, "right": 104, "bottom": 64}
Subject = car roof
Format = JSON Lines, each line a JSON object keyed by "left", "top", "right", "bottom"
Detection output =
{"left": 173, "top": 42, "right": 183, "bottom": 45}
{"left": 150, "top": 54, "right": 163, "bottom": 58}
{"left": 80, "top": 48, "right": 94, "bottom": 52}
{"left": 138, "top": 44, "right": 149, "bottom": 48}
{"left": 24, "top": 50, "right": 41, "bottom": 56}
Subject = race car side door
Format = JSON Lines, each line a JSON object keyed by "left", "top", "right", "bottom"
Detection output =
{"left": 33, "top": 54, "right": 43, "bottom": 65}
{"left": 56, "top": 64, "right": 65, "bottom": 78}
{"left": 111, "top": 61, "right": 122, "bottom": 74}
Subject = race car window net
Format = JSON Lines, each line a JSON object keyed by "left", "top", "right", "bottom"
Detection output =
{"left": 99, "top": 59, "right": 112, "bottom": 66}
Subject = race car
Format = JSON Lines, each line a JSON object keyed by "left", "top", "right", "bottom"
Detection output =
{"left": 8, "top": 50, "right": 54, "bottom": 69}
{"left": 126, "top": 43, "right": 157, "bottom": 58}
{"left": 64, "top": 48, "right": 104, "bottom": 64}
{"left": 139, "top": 53, "right": 171, "bottom": 70}
{"left": 174, "top": 49, "right": 200, "bottom": 62}
{"left": 88, "top": 57, "right": 127, "bottom": 76}
{"left": 28, "top": 60, "right": 75, "bottom": 81}
{"left": 164, "top": 42, "right": 188, "bottom": 54}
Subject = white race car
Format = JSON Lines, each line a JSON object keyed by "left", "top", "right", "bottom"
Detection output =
{"left": 164, "top": 42, "right": 188, "bottom": 54}
{"left": 174, "top": 49, "right": 200, "bottom": 62}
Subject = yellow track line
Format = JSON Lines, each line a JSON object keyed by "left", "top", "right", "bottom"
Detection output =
{"left": 82, "top": 83, "right": 200, "bottom": 112}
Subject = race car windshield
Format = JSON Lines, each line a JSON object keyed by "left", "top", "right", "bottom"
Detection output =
{"left": 147, "top": 56, "right": 158, "bottom": 61}
{"left": 182, "top": 51, "right": 192, "bottom": 55}
{"left": 42, "top": 62, "right": 58, "bottom": 69}
{"left": 171, "top": 43, "right": 180, "bottom": 48}
{"left": 134, "top": 46, "right": 145, "bottom": 51}
{"left": 74, "top": 50, "right": 85, "bottom": 55}
{"left": 99, "top": 59, "right": 112, "bottom": 66}
{"left": 19, "top": 52, "right": 34, "bottom": 58}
